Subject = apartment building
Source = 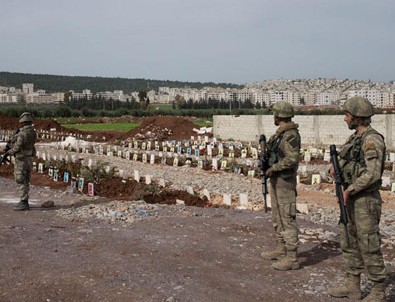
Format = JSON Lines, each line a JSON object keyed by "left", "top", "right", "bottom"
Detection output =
{"left": 347, "top": 90, "right": 393, "bottom": 108}
{"left": 22, "top": 83, "right": 34, "bottom": 94}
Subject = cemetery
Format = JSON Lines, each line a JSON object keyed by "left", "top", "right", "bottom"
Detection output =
{"left": 1, "top": 114, "right": 395, "bottom": 301}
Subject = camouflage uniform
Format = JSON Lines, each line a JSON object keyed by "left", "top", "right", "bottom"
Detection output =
{"left": 7, "top": 123, "right": 37, "bottom": 205}
{"left": 267, "top": 122, "right": 301, "bottom": 256}
{"left": 328, "top": 97, "right": 387, "bottom": 301}
{"left": 260, "top": 101, "right": 301, "bottom": 270}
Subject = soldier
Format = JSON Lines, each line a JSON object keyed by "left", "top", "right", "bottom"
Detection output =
{"left": 6, "top": 112, "right": 37, "bottom": 211}
{"left": 260, "top": 101, "right": 301, "bottom": 270}
{"left": 328, "top": 97, "right": 387, "bottom": 301}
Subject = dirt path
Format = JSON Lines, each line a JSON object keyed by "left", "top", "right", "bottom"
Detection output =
{"left": 1, "top": 176, "right": 394, "bottom": 302}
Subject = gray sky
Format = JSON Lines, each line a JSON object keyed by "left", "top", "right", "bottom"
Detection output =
{"left": 1, "top": 0, "right": 394, "bottom": 84}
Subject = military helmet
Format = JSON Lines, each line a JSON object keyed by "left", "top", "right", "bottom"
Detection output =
{"left": 343, "top": 97, "right": 374, "bottom": 117}
{"left": 19, "top": 112, "right": 33, "bottom": 123}
{"left": 270, "top": 101, "right": 294, "bottom": 118}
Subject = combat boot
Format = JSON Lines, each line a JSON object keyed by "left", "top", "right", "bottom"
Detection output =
{"left": 363, "top": 281, "right": 386, "bottom": 302}
{"left": 13, "top": 200, "right": 30, "bottom": 211}
{"left": 271, "top": 250, "right": 300, "bottom": 270}
{"left": 261, "top": 242, "right": 286, "bottom": 260}
{"left": 327, "top": 273, "right": 361, "bottom": 300}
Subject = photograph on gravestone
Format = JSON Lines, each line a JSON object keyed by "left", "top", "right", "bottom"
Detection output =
{"left": 252, "top": 148, "right": 258, "bottom": 159}
{"left": 63, "top": 171, "right": 69, "bottom": 183}
{"left": 195, "top": 149, "right": 200, "bottom": 156}
{"left": 234, "top": 166, "right": 241, "bottom": 174}
{"left": 88, "top": 183, "right": 94, "bottom": 196}
{"left": 53, "top": 169, "right": 59, "bottom": 181}
{"left": 118, "top": 151, "right": 122, "bottom": 158}
{"left": 48, "top": 166, "right": 54, "bottom": 177}
{"left": 142, "top": 142, "right": 146, "bottom": 150}
{"left": 229, "top": 152, "right": 234, "bottom": 158}
{"left": 71, "top": 177, "right": 77, "bottom": 188}
{"left": 38, "top": 163, "right": 44, "bottom": 173}
{"left": 220, "top": 160, "right": 227, "bottom": 170}
{"left": 142, "top": 153, "right": 147, "bottom": 163}
{"left": 241, "top": 149, "right": 247, "bottom": 158}
{"left": 125, "top": 151, "right": 130, "bottom": 160}
{"left": 187, "top": 148, "right": 192, "bottom": 155}
{"left": 78, "top": 178, "right": 84, "bottom": 191}
{"left": 147, "top": 142, "right": 151, "bottom": 150}
{"left": 32, "top": 162, "right": 37, "bottom": 172}
{"left": 163, "top": 146, "right": 168, "bottom": 152}
{"left": 311, "top": 174, "right": 321, "bottom": 185}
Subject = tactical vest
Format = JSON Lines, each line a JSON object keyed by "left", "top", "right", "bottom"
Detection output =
{"left": 14, "top": 126, "right": 37, "bottom": 159}
{"left": 267, "top": 132, "right": 285, "bottom": 167}
{"left": 339, "top": 128, "right": 385, "bottom": 191}
{"left": 267, "top": 128, "right": 300, "bottom": 179}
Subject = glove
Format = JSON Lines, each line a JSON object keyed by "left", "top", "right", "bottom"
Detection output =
{"left": 265, "top": 168, "right": 274, "bottom": 178}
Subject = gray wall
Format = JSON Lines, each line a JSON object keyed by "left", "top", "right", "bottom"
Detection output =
{"left": 213, "top": 114, "right": 395, "bottom": 149}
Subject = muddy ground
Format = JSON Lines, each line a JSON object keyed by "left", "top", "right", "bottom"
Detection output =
{"left": 1, "top": 170, "right": 395, "bottom": 302}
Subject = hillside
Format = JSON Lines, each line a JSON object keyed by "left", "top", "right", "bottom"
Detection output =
{"left": 0, "top": 71, "right": 242, "bottom": 94}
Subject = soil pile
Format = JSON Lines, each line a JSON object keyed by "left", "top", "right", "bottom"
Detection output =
{"left": 121, "top": 116, "right": 199, "bottom": 141}
{"left": 0, "top": 115, "right": 64, "bottom": 132}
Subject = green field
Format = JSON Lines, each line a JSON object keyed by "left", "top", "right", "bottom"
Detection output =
{"left": 61, "top": 122, "right": 139, "bottom": 132}
{"left": 194, "top": 120, "right": 213, "bottom": 127}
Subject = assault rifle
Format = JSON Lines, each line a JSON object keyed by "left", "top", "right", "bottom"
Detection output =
{"left": 0, "top": 128, "right": 19, "bottom": 165}
{"left": 259, "top": 134, "right": 269, "bottom": 213}
{"left": 329, "top": 144, "right": 350, "bottom": 246}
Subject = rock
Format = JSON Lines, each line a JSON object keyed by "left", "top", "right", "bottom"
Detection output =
{"left": 41, "top": 200, "right": 55, "bottom": 208}
{"left": 296, "top": 203, "right": 309, "bottom": 214}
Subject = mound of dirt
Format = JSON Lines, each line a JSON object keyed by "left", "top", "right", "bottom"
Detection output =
{"left": 121, "top": 116, "right": 199, "bottom": 141}
{"left": 0, "top": 115, "right": 64, "bottom": 132}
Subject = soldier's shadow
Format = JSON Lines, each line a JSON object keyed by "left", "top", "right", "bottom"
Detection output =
{"left": 385, "top": 271, "right": 395, "bottom": 301}
{"left": 298, "top": 240, "right": 342, "bottom": 267}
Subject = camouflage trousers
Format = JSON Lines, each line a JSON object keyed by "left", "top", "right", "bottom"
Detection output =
{"left": 339, "top": 191, "right": 386, "bottom": 282}
{"left": 269, "top": 184, "right": 298, "bottom": 252}
{"left": 13, "top": 157, "right": 33, "bottom": 201}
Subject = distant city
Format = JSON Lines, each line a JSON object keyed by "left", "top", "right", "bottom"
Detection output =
{"left": 1, "top": 78, "right": 395, "bottom": 108}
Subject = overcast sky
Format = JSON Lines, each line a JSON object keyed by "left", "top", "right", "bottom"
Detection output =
{"left": 1, "top": 0, "right": 394, "bottom": 84}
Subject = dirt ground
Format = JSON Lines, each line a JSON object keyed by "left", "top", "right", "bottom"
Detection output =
{"left": 1, "top": 116, "right": 395, "bottom": 302}
{"left": 0, "top": 115, "right": 203, "bottom": 143}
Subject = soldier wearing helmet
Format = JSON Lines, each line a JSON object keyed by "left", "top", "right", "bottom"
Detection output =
{"left": 6, "top": 112, "right": 37, "bottom": 211}
{"left": 260, "top": 101, "right": 301, "bottom": 271}
{"left": 328, "top": 97, "right": 387, "bottom": 301}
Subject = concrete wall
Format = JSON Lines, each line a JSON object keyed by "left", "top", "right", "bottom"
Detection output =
{"left": 213, "top": 114, "right": 395, "bottom": 149}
